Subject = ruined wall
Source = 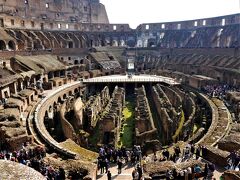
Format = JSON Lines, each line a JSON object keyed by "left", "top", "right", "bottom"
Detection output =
{"left": 73, "top": 97, "right": 84, "bottom": 128}
{"left": 60, "top": 98, "right": 78, "bottom": 142}
{"left": 0, "top": 0, "right": 108, "bottom": 24}
{"left": 135, "top": 85, "right": 159, "bottom": 147}
{"left": 84, "top": 86, "right": 110, "bottom": 128}
{"left": 99, "top": 86, "right": 125, "bottom": 145}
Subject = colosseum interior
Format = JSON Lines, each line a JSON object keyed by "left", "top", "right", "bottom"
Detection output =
{"left": 0, "top": 0, "right": 240, "bottom": 179}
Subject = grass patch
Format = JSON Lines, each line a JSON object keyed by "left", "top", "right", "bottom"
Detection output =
{"left": 172, "top": 110, "right": 185, "bottom": 142}
{"left": 193, "top": 123, "right": 200, "bottom": 134}
{"left": 60, "top": 139, "right": 98, "bottom": 162}
{"left": 119, "top": 101, "right": 135, "bottom": 148}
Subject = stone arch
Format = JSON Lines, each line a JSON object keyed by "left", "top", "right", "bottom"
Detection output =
{"left": 74, "top": 88, "right": 79, "bottom": 94}
{"left": 120, "top": 39, "right": 125, "bottom": 46}
{"left": 53, "top": 101, "right": 57, "bottom": 109}
{"left": 49, "top": 105, "right": 52, "bottom": 112}
{"left": 33, "top": 41, "right": 42, "bottom": 50}
{"left": 63, "top": 93, "right": 67, "bottom": 99}
{"left": 57, "top": 96, "right": 62, "bottom": 103}
{"left": 69, "top": 91, "right": 73, "bottom": 96}
{"left": 137, "top": 39, "right": 143, "bottom": 47}
{"left": 68, "top": 41, "right": 74, "bottom": 48}
{"left": 44, "top": 110, "right": 49, "bottom": 119}
{"left": 74, "top": 59, "right": 79, "bottom": 65}
{"left": 8, "top": 40, "right": 16, "bottom": 50}
{"left": 112, "top": 40, "right": 118, "bottom": 47}
{"left": 126, "top": 37, "right": 136, "bottom": 47}
{"left": 0, "top": 40, "right": 6, "bottom": 50}
{"left": 105, "top": 36, "right": 111, "bottom": 46}
{"left": 148, "top": 38, "right": 156, "bottom": 47}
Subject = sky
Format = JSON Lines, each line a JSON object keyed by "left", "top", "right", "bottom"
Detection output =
{"left": 100, "top": 0, "right": 240, "bottom": 28}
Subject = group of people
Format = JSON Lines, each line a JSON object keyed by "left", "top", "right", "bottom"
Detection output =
{"left": 150, "top": 144, "right": 206, "bottom": 163}
{"left": 97, "top": 145, "right": 143, "bottom": 180}
{"left": 165, "top": 162, "right": 216, "bottom": 180}
{"left": 225, "top": 150, "right": 240, "bottom": 171}
{"left": 0, "top": 144, "right": 67, "bottom": 179}
{"left": 202, "top": 84, "right": 238, "bottom": 99}
{"left": 143, "top": 143, "right": 216, "bottom": 179}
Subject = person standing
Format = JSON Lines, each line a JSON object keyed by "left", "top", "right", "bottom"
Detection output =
{"left": 117, "top": 159, "right": 123, "bottom": 174}
{"left": 137, "top": 164, "right": 142, "bottom": 180}
{"left": 107, "top": 170, "right": 111, "bottom": 180}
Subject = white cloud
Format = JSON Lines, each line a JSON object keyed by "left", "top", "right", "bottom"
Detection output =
{"left": 100, "top": 0, "right": 240, "bottom": 28}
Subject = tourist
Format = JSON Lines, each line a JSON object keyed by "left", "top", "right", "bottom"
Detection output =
{"left": 203, "top": 163, "right": 209, "bottom": 177}
{"left": 58, "top": 167, "right": 65, "bottom": 179}
{"left": 195, "top": 146, "right": 201, "bottom": 159}
{"left": 99, "top": 158, "right": 105, "bottom": 174}
{"left": 104, "top": 158, "right": 109, "bottom": 173}
{"left": 107, "top": 170, "right": 112, "bottom": 180}
{"left": 166, "top": 170, "right": 173, "bottom": 180}
{"left": 193, "top": 164, "right": 202, "bottom": 178}
{"left": 132, "top": 168, "right": 139, "bottom": 180}
{"left": 174, "top": 146, "right": 181, "bottom": 158}
{"left": 117, "top": 158, "right": 123, "bottom": 174}
{"left": 152, "top": 152, "right": 157, "bottom": 162}
{"left": 137, "top": 164, "right": 142, "bottom": 180}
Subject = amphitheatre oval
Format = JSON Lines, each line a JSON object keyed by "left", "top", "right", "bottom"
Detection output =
{"left": 0, "top": 1, "right": 239, "bottom": 180}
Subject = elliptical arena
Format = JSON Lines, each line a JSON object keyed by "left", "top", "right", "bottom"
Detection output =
{"left": 0, "top": 1, "right": 240, "bottom": 179}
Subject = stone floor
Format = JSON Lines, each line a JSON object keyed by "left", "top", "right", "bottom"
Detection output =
{"left": 97, "top": 162, "right": 135, "bottom": 180}
{"left": 96, "top": 161, "right": 224, "bottom": 180}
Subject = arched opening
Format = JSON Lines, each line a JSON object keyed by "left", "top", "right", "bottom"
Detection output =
{"left": 44, "top": 111, "right": 49, "bottom": 129}
{"left": 90, "top": 40, "right": 93, "bottom": 47}
{"left": 8, "top": 40, "right": 16, "bottom": 50}
{"left": 63, "top": 94, "right": 67, "bottom": 99}
{"left": 68, "top": 41, "right": 74, "bottom": 48}
{"left": 74, "top": 60, "right": 79, "bottom": 65}
{"left": 49, "top": 105, "right": 52, "bottom": 112}
{"left": 148, "top": 40, "right": 156, "bottom": 47}
{"left": 112, "top": 40, "right": 118, "bottom": 47}
{"left": 74, "top": 88, "right": 78, "bottom": 94}
{"left": 69, "top": 91, "right": 72, "bottom": 96}
{"left": 0, "top": 40, "right": 6, "bottom": 50}
{"left": 53, "top": 101, "right": 57, "bottom": 107}
{"left": 57, "top": 97, "right": 62, "bottom": 103}
{"left": 127, "top": 39, "right": 135, "bottom": 47}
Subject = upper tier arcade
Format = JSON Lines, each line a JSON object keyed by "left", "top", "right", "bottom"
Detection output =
{"left": 0, "top": 0, "right": 109, "bottom": 24}
{"left": 137, "top": 13, "right": 240, "bottom": 31}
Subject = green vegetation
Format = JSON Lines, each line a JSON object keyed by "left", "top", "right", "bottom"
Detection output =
{"left": 88, "top": 123, "right": 100, "bottom": 151}
{"left": 60, "top": 139, "right": 98, "bottom": 162}
{"left": 119, "top": 100, "right": 135, "bottom": 148}
{"left": 193, "top": 123, "right": 201, "bottom": 134}
{"left": 172, "top": 110, "right": 185, "bottom": 142}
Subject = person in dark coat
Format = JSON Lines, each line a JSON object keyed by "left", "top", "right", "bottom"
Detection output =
{"left": 117, "top": 159, "right": 123, "bottom": 174}
{"left": 107, "top": 170, "right": 112, "bottom": 180}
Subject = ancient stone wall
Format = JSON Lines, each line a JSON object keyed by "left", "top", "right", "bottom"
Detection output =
{"left": 59, "top": 98, "right": 78, "bottom": 142}
{"left": 0, "top": 0, "right": 108, "bottom": 24}
{"left": 99, "top": 86, "right": 125, "bottom": 145}
{"left": 73, "top": 97, "right": 84, "bottom": 128}
{"left": 84, "top": 86, "right": 110, "bottom": 128}
{"left": 135, "top": 85, "right": 159, "bottom": 147}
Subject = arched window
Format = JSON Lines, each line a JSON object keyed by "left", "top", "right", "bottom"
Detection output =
{"left": 8, "top": 40, "right": 16, "bottom": 50}
{"left": 0, "top": 40, "right": 6, "bottom": 50}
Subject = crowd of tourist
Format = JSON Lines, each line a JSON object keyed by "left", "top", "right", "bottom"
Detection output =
{"left": 202, "top": 84, "right": 239, "bottom": 99}
{"left": 225, "top": 150, "right": 240, "bottom": 171}
{"left": 97, "top": 145, "right": 143, "bottom": 180}
{"left": 141, "top": 143, "right": 216, "bottom": 180}
{"left": 0, "top": 143, "right": 70, "bottom": 180}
